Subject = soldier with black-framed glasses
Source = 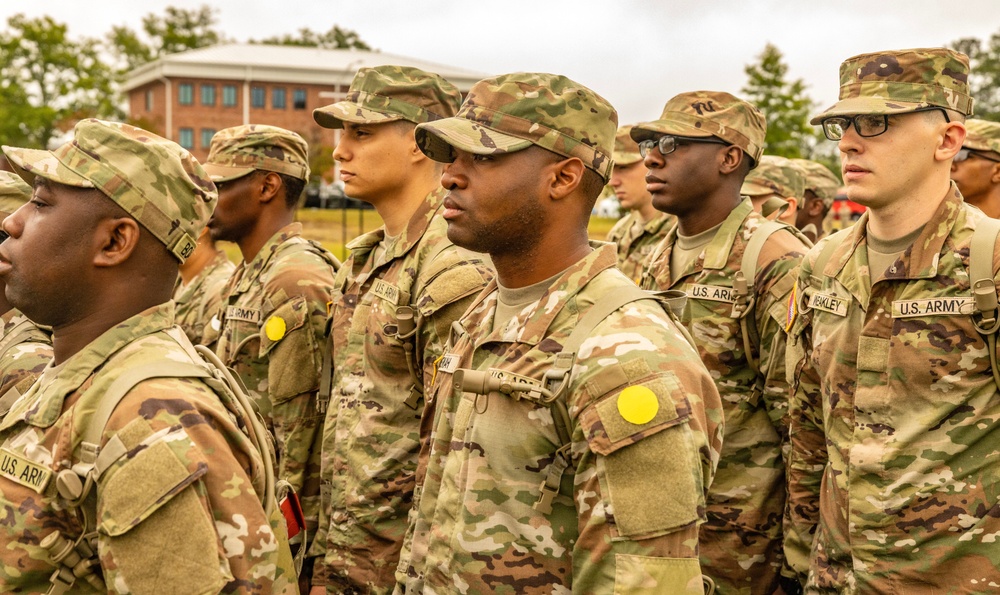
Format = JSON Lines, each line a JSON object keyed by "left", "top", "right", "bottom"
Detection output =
{"left": 952, "top": 118, "right": 1000, "bottom": 217}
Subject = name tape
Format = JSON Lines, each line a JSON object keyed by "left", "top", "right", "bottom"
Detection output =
{"left": 892, "top": 297, "right": 974, "bottom": 318}
{"left": 808, "top": 292, "right": 849, "bottom": 317}
{"left": 0, "top": 448, "right": 51, "bottom": 493}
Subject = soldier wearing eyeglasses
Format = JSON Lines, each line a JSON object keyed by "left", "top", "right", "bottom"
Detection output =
{"left": 635, "top": 91, "right": 810, "bottom": 595}
{"left": 784, "top": 48, "right": 999, "bottom": 592}
{"left": 951, "top": 119, "right": 1000, "bottom": 218}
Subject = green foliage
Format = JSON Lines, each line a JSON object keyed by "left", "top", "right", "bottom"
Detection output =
{"left": 742, "top": 43, "right": 823, "bottom": 159}
{"left": 952, "top": 32, "right": 1000, "bottom": 122}
{"left": 253, "top": 25, "right": 372, "bottom": 50}
{"left": 0, "top": 14, "right": 118, "bottom": 148}
{"left": 107, "top": 5, "right": 225, "bottom": 75}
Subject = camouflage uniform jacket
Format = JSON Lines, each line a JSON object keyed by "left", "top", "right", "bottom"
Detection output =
{"left": 311, "top": 188, "right": 492, "bottom": 591}
{"left": 641, "top": 198, "right": 807, "bottom": 594}
{"left": 605, "top": 210, "right": 674, "bottom": 283}
{"left": 173, "top": 249, "right": 235, "bottom": 345}
{"left": 0, "top": 302, "right": 296, "bottom": 593}
{"left": 215, "top": 222, "right": 338, "bottom": 546}
{"left": 397, "top": 243, "right": 724, "bottom": 595}
{"left": 785, "top": 186, "right": 1000, "bottom": 593}
{"left": 0, "top": 308, "right": 51, "bottom": 416}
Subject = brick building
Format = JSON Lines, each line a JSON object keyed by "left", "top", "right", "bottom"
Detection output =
{"left": 122, "top": 43, "right": 487, "bottom": 179}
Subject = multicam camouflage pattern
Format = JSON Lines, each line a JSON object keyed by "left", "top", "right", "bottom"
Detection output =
{"left": 173, "top": 250, "right": 236, "bottom": 345}
{"left": 606, "top": 210, "right": 674, "bottom": 283}
{"left": 613, "top": 125, "right": 643, "bottom": 165}
{"left": 415, "top": 72, "right": 618, "bottom": 181}
{"left": 742, "top": 155, "right": 807, "bottom": 200}
{"left": 641, "top": 199, "right": 809, "bottom": 594}
{"left": 631, "top": 91, "right": 766, "bottom": 165}
{"left": 2, "top": 119, "right": 217, "bottom": 263}
{"left": 215, "top": 223, "right": 338, "bottom": 558}
{"left": 0, "top": 308, "right": 51, "bottom": 416}
{"left": 202, "top": 124, "right": 310, "bottom": 183}
{"left": 785, "top": 186, "right": 1000, "bottom": 592}
{"left": 793, "top": 159, "right": 841, "bottom": 208}
{"left": 0, "top": 302, "right": 296, "bottom": 593}
{"left": 313, "top": 65, "right": 463, "bottom": 129}
{"left": 310, "top": 188, "right": 491, "bottom": 592}
{"left": 811, "top": 47, "right": 974, "bottom": 123}
{"left": 397, "top": 243, "right": 724, "bottom": 594}
{"left": 964, "top": 118, "right": 1000, "bottom": 154}
{"left": 0, "top": 170, "right": 32, "bottom": 215}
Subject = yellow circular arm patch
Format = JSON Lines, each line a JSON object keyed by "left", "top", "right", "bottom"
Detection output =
{"left": 265, "top": 316, "right": 287, "bottom": 342}
{"left": 617, "top": 385, "right": 659, "bottom": 425}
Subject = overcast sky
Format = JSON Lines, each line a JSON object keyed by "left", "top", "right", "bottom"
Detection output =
{"left": 3, "top": 1, "right": 998, "bottom": 125}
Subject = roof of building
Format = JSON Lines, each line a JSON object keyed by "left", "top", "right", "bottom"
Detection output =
{"left": 123, "top": 43, "right": 490, "bottom": 92}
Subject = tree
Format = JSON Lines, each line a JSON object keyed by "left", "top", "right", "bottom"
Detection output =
{"left": 0, "top": 14, "right": 118, "bottom": 148}
{"left": 253, "top": 25, "right": 372, "bottom": 50}
{"left": 107, "top": 5, "right": 225, "bottom": 75}
{"left": 742, "top": 43, "right": 821, "bottom": 159}
{"left": 952, "top": 31, "right": 1000, "bottom": 122}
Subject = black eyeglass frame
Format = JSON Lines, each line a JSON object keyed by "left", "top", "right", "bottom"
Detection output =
{"left": 820, "top": 106, "right": 952, "bottom": 141}
{"left": 955, "top": 148, "right": 1000, "bottom": 164}
{"left": 637, "top": 134, "right": 730, "bottom": 158}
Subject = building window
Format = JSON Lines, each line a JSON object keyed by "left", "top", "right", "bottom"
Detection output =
{"left": 178, "top": 83, "right": 194, "bottom": 106}
{"left": 145, "top": 89, "right": 153, "bottom": 112}
{"left": 178, "top": 128, "right": 194, "bottom": 149}
{"left": 201, "top": 128, "right": 216, "bottom": 148}
{"left": 223, "top": 85, "right": 237, "bottom": 107}
{"left": 272, "top": 88, "right": 287, "bottom": 109}
{"left": 251, "top": 86, "right": 266, "bottom": 108}
{"left": 293, "top": 89, "right": 307, "bottom": 110}
{"left": 201, "top": 84, "right": 216, "bottom": 106}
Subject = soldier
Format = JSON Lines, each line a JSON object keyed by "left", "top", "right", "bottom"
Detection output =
{"left": 742, "top": 154, "right": 808, "bottom": 228}
{"left": 306, "top": 66, "right": 492, "bottom": 593}
{"left": 205, "top": 124, "right": 339, "bottom": 585}
{"left": 0, "top": 119, "right": 295, "bottom": 593}
{"left": 634, "top": 91, "right": 810, "bottom": 594}
{"left": 792, "top": 159, "right": 840, "bottom": 242}
{"left": 173, "top": 227, "right": 235, "bottom": 346}
{"left": 0, "top": 171, "right": 51, "bottom": 415}
{"left": 785, "top": 48, "right": 992, "bottom": 592}
{"left": 395, "top": 72, "right": 724, "bottom": 594}
{"left": 605, "top": 125, "right": 674, "bottom": 283}
{"left": 951, "top": 118, "right": 1000, "bottom": 218}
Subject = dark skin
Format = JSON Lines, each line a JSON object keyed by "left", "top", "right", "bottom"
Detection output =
{"left": 208, "top": 170, "right": 294, "bottom": 262}
{"left": 794, "top": 190, "right": 830, "bottom": 243}
{"left": 439, "top": 145, "right": 593, "bottom": 288}
{"left": 642, "top": 137, "right": 748, "bottom": 236}
{"left": 0, "top": 179, "right": 177, "bottom": 364}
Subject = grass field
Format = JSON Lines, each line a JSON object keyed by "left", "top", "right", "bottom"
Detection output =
{"left": 221, "top": 207, "right": 622, "bottom": 262}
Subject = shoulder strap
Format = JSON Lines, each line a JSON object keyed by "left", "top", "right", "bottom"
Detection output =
{"left": 730, "top": 220, "right": 785, "bottom": 383}
{"left": 809, "top": 234, "right": 843, "bottom": 286}
{"left": 968, "top": 217, "right": 1000, "bottom": 391}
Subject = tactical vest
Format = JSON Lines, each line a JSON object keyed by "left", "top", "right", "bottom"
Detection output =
{"left": 41, "top": 327, "right": 276, "bottom": 594}
{"left": 0, "top": 317, "right": 51, "bottom": 417}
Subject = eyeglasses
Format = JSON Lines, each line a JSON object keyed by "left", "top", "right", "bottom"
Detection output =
{"left": 820, "top": 107, "right": 951, "bottom": 141}
{"left": 637, "top": 135, "right": 729, "bottom": 158}
{"left": 955, "top": 148, "right": 1000, "bottom": 164}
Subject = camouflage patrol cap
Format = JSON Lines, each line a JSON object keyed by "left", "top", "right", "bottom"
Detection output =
{"left": 792, "top": 159, "right": 841, "bottom": 207}
{"left": 963, "top": 119, "right": 1000, "bottom": 155}
{"left": 811, "top": 48, "right": 974, "bottom": 124}
{"left": 741, "top": 155, "right": 806, "bottom": 199}
{"left": 2, "top": 119, "right": 216, "bottom": 263}
{"left": 313, "top": 65, "right": 462, "bottom": 129}
{"left": 613, "top": 125, "right": 643, "bottom": 166}
{"left": 202, "top": 125, "right": 310, "bottom": 183}
{"left": 414, "top": 72, "right": 618, "bottom": 182}
{"left": 0, "top": 170, "right": 32, "bottom": 216}
{"left": 631, "top": 91, "right": 766, "bottom": 167}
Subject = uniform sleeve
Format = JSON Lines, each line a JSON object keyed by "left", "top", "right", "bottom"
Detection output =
{"left": 96, "top": 379, "right": 294, "bottom": 594}
{"left": 783, "top": 260, "right": 827, "bottom": 583}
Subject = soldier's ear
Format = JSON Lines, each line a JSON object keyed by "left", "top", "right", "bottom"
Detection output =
{"left": 549, "top": 157, "right": 585, "bottom": 201}
{"left": 718, "top": 145, "right": 744, "bottom": 175}
{"left": 258, "top": 172, "right": 282, "bottom": 204}
{"left": 93, "top": 217, "right": 141, "bottom": 268}
{"left": 991, "top": 162, "right": 1000, "bottom": 185}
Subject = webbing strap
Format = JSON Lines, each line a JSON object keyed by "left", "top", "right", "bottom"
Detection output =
{"left": 809, "top": 234, "right": 842, "bottom": 286}
{"left": 970, "top": 217, "right": 1000, "bottom": 326}
{"left": 560, "top": 282, "right": 652, "bottom": 356}
{"left": 735, "top": 220, "right": 786, "bottom": 313}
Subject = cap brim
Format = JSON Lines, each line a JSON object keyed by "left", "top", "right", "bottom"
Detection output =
{"left": 202, "top": 162, "right": 256, "bottom": 183}
{"left": 1, "top": 146, "right": 94, "bottom": 188}
{"left": 741, "top": 179, "right": 777, "bottom": 197}
{"left": 613, "top": 153, "right": 642, "bottom": 166}
{"left": 630, "top": 121, "right": 715, "bottom": 143}
{"left": 313, "top": 101, "right": 403, "bottom": 129}
{"left": 809, "top": 97, "right": 930, "bottom": 124}
{"left": 415, "top": 118, "right": 533, "bottom": 163}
